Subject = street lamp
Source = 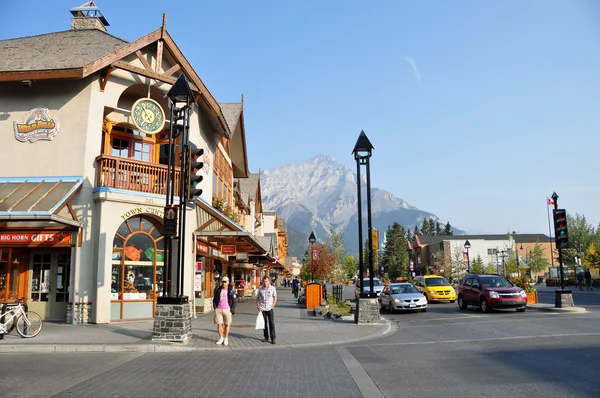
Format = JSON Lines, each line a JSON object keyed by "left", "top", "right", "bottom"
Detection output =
{"left": 352, "top": 130, "right": 375, "bottom": 299}
{"left": 308, "top": 231, "right": 316, "bottom": 282}
{"left": 432, "top": 253, "right": 438, "bottom": 274}
{"left": 500, "top": 250, "right": 507, "bottom": 277}
{"left": 464, "top": 240, "right": 471, "bottom": 274}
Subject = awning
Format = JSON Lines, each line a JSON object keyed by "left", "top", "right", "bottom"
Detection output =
{"left": 0, "top": 177, "right": 83, "bottom": 227}
{"left": 194, "top": 230, "right": 273, "bottom": 260}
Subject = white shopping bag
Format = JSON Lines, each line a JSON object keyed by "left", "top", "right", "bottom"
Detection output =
{"left": 255, "top": 312, "right": 265, "bottom": 329}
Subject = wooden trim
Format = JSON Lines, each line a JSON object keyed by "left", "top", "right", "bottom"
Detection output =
{"left": 113, "top": 61, "right": 200, "bottom": 91}
{"left": 8, "top": 181, "right": 44, "bottom": 212}
{"left": 163, "top": 64, "right": 180, "bottom": 77}
{"left": 66, "top": 201, "right": 78, "bottom": 222}
{"left": 78, "top": 228, "right": 83, "bottom": 248}
{"left": 199, "top": 217, "right": 218, "bottom": 231}
{"left": 135, "top": 50, "right": 153, "bottom": 72}
{"left": 82, "top": 29, "right": 162, "bottom": 77}
{"left": 100, "top": 67, "right": 112, "bottom": 92}
{"left": 0, "top": 68, "right": 83, "bottom": 82}
{"left": 156, "top": 40, "right": 163, "bottom": 73}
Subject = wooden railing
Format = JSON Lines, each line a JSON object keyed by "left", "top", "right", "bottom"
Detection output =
{"left": 96, "top": 155, "right": 181, "bottom": 195}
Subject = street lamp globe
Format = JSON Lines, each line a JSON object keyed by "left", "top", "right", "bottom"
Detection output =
{"left": 308, "top": 231, "right": 316, "bottom": 245}
{"left": 464, "top": 240, "right": 471, "bottom": 250}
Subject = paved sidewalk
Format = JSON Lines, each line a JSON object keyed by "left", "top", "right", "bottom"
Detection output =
{"left": 0, "top": 287, "right": 391, "bottom": 353}
{"left": 536, "top": 284, "right": 599, "bottom": 294}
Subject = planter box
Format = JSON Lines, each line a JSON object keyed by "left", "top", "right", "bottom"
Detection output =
{"left": 526, "top": 291, "right": 538, "bottom": 304}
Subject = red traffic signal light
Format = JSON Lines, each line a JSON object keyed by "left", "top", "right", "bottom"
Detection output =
{"left": 553, "top": 209, "right": 569, "bottom": 249}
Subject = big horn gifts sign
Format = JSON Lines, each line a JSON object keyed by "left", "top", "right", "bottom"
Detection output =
{"left": 309, "top": 246, "right": 336, "bottom": 281}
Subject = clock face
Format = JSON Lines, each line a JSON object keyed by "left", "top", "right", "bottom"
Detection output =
{"left": 131, "top": 98, "right": 166, "bottom": 135}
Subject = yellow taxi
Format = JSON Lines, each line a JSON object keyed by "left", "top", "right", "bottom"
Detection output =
{"left": 413, "top": 275, "right": 456, "bottom": 303}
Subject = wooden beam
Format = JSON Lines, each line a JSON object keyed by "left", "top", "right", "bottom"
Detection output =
{"left": 135, "top": 50, "right": 153, "bottom": 72}
{"left": 199, "top": 217, "right": 218, "bottom": 231}
{"left": 163, "top": 64, "right": 181, "bottom": 77}
{"left": 156, "top": 40, "right": 163, "bottom": 73}
{"left": 82, "top": 28, "right": 162, "bottom": 78}
{"left": 113, "top": 61, "right": 199, "bottom": 91}
{"left": 66, "top": 201, "right": 79, "bottom": 222}
{"left": 99, "top": 66, "right": 112, "bottom": 92}
{"left": 0, "top": 68, "right": 82, "bottom": 82}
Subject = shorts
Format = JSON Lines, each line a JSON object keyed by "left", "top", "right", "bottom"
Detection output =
{"left": 214, "top": 309, "right": 232, "bottom": 326}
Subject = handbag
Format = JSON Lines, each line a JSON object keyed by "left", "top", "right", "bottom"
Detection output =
{"left": 255, "top": 311, "right": 265, "bottom": 329}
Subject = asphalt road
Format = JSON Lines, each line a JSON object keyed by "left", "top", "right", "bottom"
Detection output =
{"left": 2, "top": 289, "right": 599, "bottom": 398}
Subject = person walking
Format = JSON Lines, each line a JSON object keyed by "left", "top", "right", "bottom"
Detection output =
{"left": 213, "top": 276, "right": 237, "bottom": 346}
{"left": 256, "top": 275, "right": 277, "bottom": 344}
{"left": 576, "top": 272, "right": 584, "bottom": 291}
{"left": 584, "top": 269, "right": 593, "bottom": 291}
{"left": 292, "top": 276, "right": 300, "bottom": 299}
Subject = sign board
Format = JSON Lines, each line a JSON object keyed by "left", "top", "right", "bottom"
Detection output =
{"left": 237, "top": 253, "right": 248, "bottom": 260}
{"left": 14, "top": 106, "right": 59, "bottom": 142}
{"left": 0, "top": 232, "right": 72, "bottom": 244}
{"left": 194, "top": 274, "right": 202, "bottom": 292}
{"left": 221, "top": 245, "right": 236, "bottom": 255}
{"left": 196, "top": 261, "right": 203, "bottom": 272}
{"left": 371, "top": 228, "right": 379, "bottom": 251}
{"left": 163, "top": 206, "right": 178, "bottom": 236}
{"left": 196, "top": 240, "right": 209, "bottom": 254}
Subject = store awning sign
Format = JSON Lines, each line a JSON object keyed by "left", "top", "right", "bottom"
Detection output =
{"left": 14, "top": 106, "right": 59, "bottom": 143}
{"left": 196, "top": 241, "right": 209, "bottom": 254}
{"left": 221, "top": 245, "right": 236, "bottom": 255}
{"left": 0, "top": 232, "right": 72, "bottom": 244}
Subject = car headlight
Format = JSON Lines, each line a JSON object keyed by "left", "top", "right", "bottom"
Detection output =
{"left": 520, "top": 290, "right": 527, "bottom": 298}
{"left": 428, "top": 290, "right": 436, "bottom": 294}
{"left": 419, "top": 297, "right": 427, "bottom": 302}
{"left": 393, "top": 298, "right": 400, "bottom": 303}
{"left": 489, "top": 291, "right": 500, "bottom": 299}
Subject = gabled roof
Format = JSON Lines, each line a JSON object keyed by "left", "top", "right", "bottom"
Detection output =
{"left": 219, "top": 103, "right": 242, "bottom": 133}
{"left": 237, "top": 173, "right": 260, "bottom": 208}
{"left": 0, "top": 29, "right": 126, "bottom": 72}
{"left": 416, "top": 234, "right": 552, "bottom": 246}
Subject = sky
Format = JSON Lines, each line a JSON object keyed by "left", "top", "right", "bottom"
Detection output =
{"left": 2, "top": 1, "right": 599, "bottom": 235}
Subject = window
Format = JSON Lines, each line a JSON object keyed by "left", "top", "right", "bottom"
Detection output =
{"left": 105, "top": 124, "right": 155, "bottom": 163}
{"left": 487, "top": 248, "right": 497, "bottom": 256}
{"left": 31, "top": 253, "right": 51, "bottom": 302}
{"left": 213, "top": 147, "right": 233, "bottom": 206}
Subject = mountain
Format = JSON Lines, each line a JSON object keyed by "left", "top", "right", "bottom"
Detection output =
{"left": 260, "top": 155, "right": 463, "bottom": 258}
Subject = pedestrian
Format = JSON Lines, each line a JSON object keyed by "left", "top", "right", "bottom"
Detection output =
{"left": 292, "top": 276, "right": 300, "bottom": 299}
{"left": 256, "top": 275, "right": 277, "bottom": 344}
{"left": 584, "top": 269, "right": 593, "bottom": 291}
{"left": 576, "top": 272, "right": 584, "bottom": 291}
{"left": 213, "top": 276, "right": 237, "bottom": 346}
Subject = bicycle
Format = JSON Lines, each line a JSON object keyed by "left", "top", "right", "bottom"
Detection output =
{"left": 0, "top": 298, "right": 43, "bottom": 338}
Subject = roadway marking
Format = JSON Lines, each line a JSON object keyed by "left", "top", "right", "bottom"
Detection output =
{"left": 335, "top": 345, "right": 384, "bottom": 398}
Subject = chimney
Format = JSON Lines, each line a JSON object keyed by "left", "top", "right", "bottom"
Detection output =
{"left": 69, "top": 1, "right": 110, "bottom": 32}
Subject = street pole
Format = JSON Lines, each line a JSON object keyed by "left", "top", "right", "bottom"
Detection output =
{"left": 365, "top": 154, "right": 374, "bottom": 297}
{"left": 551, "top": 192, "right": 565, "bottom": 291}
{"left": 355, "top": 159, "right": 364, "bottom": 296}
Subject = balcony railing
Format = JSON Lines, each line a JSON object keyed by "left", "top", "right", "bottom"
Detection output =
{"left": 96, "top": 155, "right": 180, "bottom": 195}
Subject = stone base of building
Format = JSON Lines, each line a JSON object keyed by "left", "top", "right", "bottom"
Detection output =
{"left": 555, "top": 290, "right": 574, "bottom": 308}
{"left": 152, "top": 301, "right": 193, "bottom": 343}
{"left": 67, "top": 302, "right": 92, "bottom": 324}
{"left": 355, "top": 298, "right": 380, "bottom": 324}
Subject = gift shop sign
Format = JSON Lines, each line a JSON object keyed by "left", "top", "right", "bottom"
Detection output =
{"left": 0, "top": 232, "right": 72, "bottom": 244}
{"left": 221, "top": 245, "right": 236, "bottom": 255}
{"left": 14, "top": 106, "right": 59, "bottom": 142}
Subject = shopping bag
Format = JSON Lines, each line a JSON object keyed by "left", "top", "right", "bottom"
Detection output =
{"left": 255, "top": 312, "right": 265, "bottom": 329}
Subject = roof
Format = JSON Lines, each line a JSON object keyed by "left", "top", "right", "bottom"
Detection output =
{"left": 417, "top": 234, "right": 552, "bottom": 246}
{"left": 237, "top": 173, "right": 260, "bottom": 207}
{"left": 256, "top": 235, "right": 275, "bottom": 255}
{"left": 219, "top": 103, "right": 242, "bottom": 134}
{"left": 0, "top": 29, "right": 127, "bottom": 72}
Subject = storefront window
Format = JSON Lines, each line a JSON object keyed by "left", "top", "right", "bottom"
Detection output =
{"left": 31, "top": 253, "right": 51, "bottom": 302}
{"left": 111, "top": 216, "right": 164, "bottom": 319}
{"left": 0, "top": 250, "right": 7, "bottom": 301}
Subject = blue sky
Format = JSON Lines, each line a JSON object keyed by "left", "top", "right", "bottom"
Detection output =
{"left": 2, "top": 1, "right": 599, "bottom": 235}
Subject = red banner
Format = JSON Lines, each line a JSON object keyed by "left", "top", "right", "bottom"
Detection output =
{"left": 0, "top": 232, "right": 72, "bottom": 244}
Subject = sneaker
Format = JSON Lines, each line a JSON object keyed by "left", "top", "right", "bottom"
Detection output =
{"left": 216, "top": 337, "right": 224, "bottom": 345}
{"left": 224, "top": 338, "right": 229, "bottom": 346}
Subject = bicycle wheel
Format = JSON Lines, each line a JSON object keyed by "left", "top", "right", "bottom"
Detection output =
{"left": 3, "top": 310, "right": 17, "bottom": 334}
{"left": 15, "top": 312, "right": 43, "bottom": 338}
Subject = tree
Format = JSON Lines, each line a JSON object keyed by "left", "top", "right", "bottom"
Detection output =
{"left": 413, "top": 225, "right": 420, "bottom": 236}
{"left": 309, "top": 245, "right": 336, "bottom": 281}
{"left": 484, "top": 262, "right": 496, "bottom": 274}
{"left": 449, "top": 244, "right": 466, "bottom": 281}
{"left": 471, "top": 254, "right": 484, "bottom": 274}
{"left": 421, "top": 219, "right": 433, "bottom": 236}
{"left": 505, "top": 251, "right": 518, "bottom": 275}
{"left": 327, "top": 223, "right": 347, "bottom": 281}
{"left": 362, "top": 239, "right": 380, "bottom": 277}
{"left": 435, "top": 221, "right": 442, "bottom": 235}
{"left": 583, "top": 242, "right": 600, "bottom": 270}
{"left": 529, "top": 243, "right": 549, "bottom": 275}
{"left": 381, "top": 222, "right": 409, "bottom": 280}
{"left": 342, "top": 255, "right": 358, "bottom": 280}
{"left": 406, "top": 228, "right": 413, "bottom": 243}
{"left": 442, "top": 222, "right": 453, "bottom": 236}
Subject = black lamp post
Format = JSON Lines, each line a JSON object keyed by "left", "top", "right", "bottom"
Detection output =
{"left": 308, "top": 231, "right": 316, "bottom": 282}
{"left": 500, "top": 250, "right": 507, "bottom": 277}
{"left": 464, "top": 240, "right": 471, "bottom": 274}
{"left": 352, "top": 130, "right": 375, "bottom": 299}
{"left": 526, "top": 247, "right": 532, "bottom": 278}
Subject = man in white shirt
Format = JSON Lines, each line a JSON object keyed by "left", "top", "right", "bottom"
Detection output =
{"left": 256, "top": 275, "right": 277, "bottom": 344}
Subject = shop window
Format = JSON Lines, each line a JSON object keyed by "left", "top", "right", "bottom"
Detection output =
{"left": 0, "top": 250, "right": 7, "bottom": 301}
{"left": 55, "top": 253, "right": 70, "bottom": 303}
{"left": 31, "top": 253, "right": 51, "bottom": 302}
{"left": 112, "top": 216, "right": 164, "bottom": 309}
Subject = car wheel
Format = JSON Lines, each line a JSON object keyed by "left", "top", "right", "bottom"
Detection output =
{"left": 458, "top": 295, "right": 467, "bottom": 310}
{"left": 480, "top": 297, "right": 492, "bottom": 313}
{"left": 516, "top": 307, "right": 526, "bottom": 312}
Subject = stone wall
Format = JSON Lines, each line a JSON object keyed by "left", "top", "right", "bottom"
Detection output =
{"left": 152, "top": 302, "right": 193, "bottom": 343}
{"left": 71, "top": 17, "right": 107, "bottom": 32}
{"left": 355, "top": 298, "right": 380, "bottom": 324}
{"left": 67, "top": 302, "right": 92, "bottom": 324}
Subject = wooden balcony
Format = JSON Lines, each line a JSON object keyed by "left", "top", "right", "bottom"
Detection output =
{"left": 96, "top": 155, "right": 181, "bottom": 195}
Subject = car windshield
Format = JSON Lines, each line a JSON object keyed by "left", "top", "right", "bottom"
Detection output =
{"left": 390, "top": 285, "right": 419, "bottom": 295}
{"left": 480, "top": 277, "right": 513, "bottom": 288}
{"left": 362, "top": 279, "right": 382, "bottom": 286}
{"left": 424, "top": 278, "right": 450, "bottom": 287}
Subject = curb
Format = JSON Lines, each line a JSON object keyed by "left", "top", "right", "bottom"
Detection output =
{"left": 528, "top": 305, "right": 588, "bottom": 313}
{"left": 0, "top": 319, "right": 395, "bottom": 354}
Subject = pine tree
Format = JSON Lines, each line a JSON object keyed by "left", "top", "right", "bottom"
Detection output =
{"left": 471, "top": 255, "right": 484, "bottom": 274}
{"left": 381, "top": 222, "right": 409, "bottom": 280}
{"left": 442, "top": 222, "right": 453, "bottom": 236}
{"left": 414, "top": 225, "right": 420, "bottom": 236}
{"left": 406, "top": 228, "right": 413, "bottom": 243}
{"left": 435, "top": 221, "right": 442, "bottom": 235}
{"left": 421, "top": 219, "right": 433, "bottom": 236}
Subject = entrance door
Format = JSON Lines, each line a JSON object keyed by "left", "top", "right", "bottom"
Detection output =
{"left": 29, "top": 252, "right": 70, "bottom": 321}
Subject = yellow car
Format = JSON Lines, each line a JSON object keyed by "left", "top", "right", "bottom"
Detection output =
{"left": 413, "top": 276, "right": 456, "bottom": 303}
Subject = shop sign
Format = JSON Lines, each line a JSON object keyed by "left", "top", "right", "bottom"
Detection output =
{"left": 196, "top": 241, "right": 209, "bottom": 254}
{"left": 120, "top": 206, "right": 164, "bottom": 221}
{"left": 14, "top": 106, "right": 59, "bottom": 143}
{"left": 196, "top": 261, "right": 203, "bottom": 272}
{"left": 237, "top": 253, "right": 248, "bottom": 260}
{"left": 221, "top": 245, "right": 236, "bottom": 255}
{"left": 0, "top": 232, "right": 72, "bottom": 244}
{"left": 194, "top": 274, "right": 202, "bottom": 292}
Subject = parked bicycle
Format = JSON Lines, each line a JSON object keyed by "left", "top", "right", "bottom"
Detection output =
{"left": 0, "top": 298, "right": 43, "bottom": 338}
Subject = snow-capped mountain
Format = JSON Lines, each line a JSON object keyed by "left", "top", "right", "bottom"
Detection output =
{"left": 261, "top": 155, "right": 462, "bottom": 257}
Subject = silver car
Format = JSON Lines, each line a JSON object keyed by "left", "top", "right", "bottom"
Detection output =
{"left": 380, "top": 283, "right": 428, "bottom": 313}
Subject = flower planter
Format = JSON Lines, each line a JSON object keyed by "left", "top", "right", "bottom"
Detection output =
{"left": 526, "top": 291, "right": 538, "bottom": 304}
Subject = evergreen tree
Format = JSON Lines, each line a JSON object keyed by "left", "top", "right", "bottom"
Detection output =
{"left": 421, "top": 219, "right": 433, "bottom": 236}
{"left": 381, "top": 222, "right": 409, "bottom": 280}
{"left": 342, "top": 255, "right": 357, "bottom": 280}
{"left": 435, "top": 221, "right": 442, "bottom": 235}
{"left": 406, "top": 228, "right": 413, "bottom": 243}
{"left": 442, "top": 222, "right": 453, "bottom": 236}
{"left": 413, "top": 225, "right": 420, "bottom": 236}
{"left": 471, "top": 254, "right": 484, "bottom": 274}
{"left": 362, "top": 238, "right": 379, "bottom": 277}
{"left": 529, "top": 243, "right": 549, "bottom": 275}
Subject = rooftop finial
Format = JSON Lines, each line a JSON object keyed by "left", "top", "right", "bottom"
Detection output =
{"left": 70, "top": 1, "right": 109, "bottom": 31}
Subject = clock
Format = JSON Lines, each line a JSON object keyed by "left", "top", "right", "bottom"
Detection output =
{"left": 131, "top": 98, "right": 166, "bottom": 135}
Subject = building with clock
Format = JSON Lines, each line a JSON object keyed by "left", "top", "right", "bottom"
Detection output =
{"left": 0, "top": 2, "right": 287, "bottom": 324}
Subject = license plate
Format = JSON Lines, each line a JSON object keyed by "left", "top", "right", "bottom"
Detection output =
{"left": 409, "top": 303, "right": 416, "bottom": 308}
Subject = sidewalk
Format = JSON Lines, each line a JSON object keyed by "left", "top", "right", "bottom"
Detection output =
{"left": 0, "top": 287, "right": 391, "bottom": 353}
{"left": 536, "top": 284, "right": 600, "bottom": 295}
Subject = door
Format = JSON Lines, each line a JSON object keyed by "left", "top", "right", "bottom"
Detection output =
{"left": 28, "top": 251, "right": 70, "bottom": 321}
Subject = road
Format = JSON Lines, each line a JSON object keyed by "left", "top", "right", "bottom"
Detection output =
{"left": 2, "top": 285, "right": 599, "bottom": 398}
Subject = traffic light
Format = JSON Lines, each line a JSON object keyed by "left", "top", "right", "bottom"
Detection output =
{"left": 171, "top": 107, "right": 185, "bottom": 138}
{"left": 553, "top": 209, "right": 569, "bottom": 249}
{"left": 187, "top": 146, "right": 204, "bottom": 201}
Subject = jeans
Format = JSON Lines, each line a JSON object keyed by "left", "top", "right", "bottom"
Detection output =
{"left": 262, "top": 309, "right": 276, "bottom": 341}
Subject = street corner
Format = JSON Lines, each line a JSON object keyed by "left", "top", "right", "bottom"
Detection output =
{"left": 528, "top": 303, "right": 588, "bottom": 313}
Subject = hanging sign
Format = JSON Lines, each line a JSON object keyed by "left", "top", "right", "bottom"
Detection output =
{"left": 221, "top": 245, "right": 236, "bottom": 255}
{"left": 14, "top": 106, "right": 59, "bottom": 142}
{"left": 0, "top": 232, "right": 72, "bottom": 244}
{"left": 196, "top": 240, "right": 209, "bottom": 254}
